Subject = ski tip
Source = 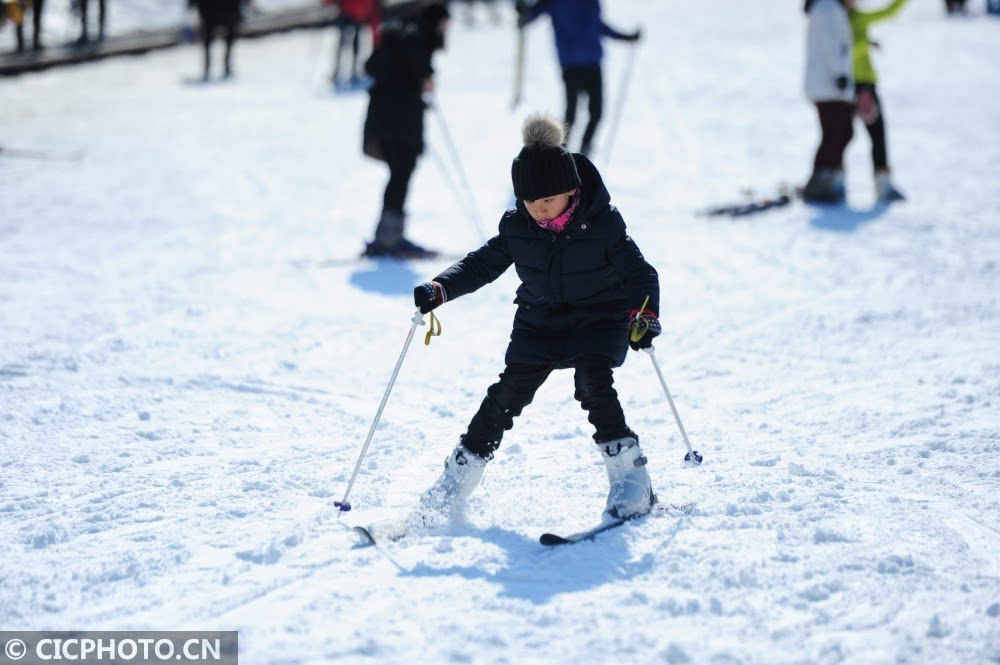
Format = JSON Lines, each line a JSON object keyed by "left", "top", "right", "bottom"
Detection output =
{"left": 353, "top": 526, "right": 376, "bottom": 547}
{"left": 539, "top": 533, "right": 571, "bottom": 546}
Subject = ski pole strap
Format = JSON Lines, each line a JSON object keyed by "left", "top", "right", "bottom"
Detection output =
{"left": 630, "top": 295, "right": 651, "bottom": 343}
{"left": 424, "top": 311, "right": 442, "bottom": 346}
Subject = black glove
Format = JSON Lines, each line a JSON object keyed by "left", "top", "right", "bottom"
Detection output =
{"left": 835, "top": 75, "right": 849, "bottom": 91}
{"left": 624, "top": 28, "right": 642, "bottom": 42}
{"left": 414, "top": 281, "right": 447, "bottom": 314}
{"left": 628, "top": 311, "right": 661, "bottom": 351}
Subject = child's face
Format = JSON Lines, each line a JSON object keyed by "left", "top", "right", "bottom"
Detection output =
{"left": 523, "top": 189, "right": 577, "bottom": 223}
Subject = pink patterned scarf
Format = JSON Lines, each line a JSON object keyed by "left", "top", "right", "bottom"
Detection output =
{"left": 534, "top": 190, "right": 581, "bottom": 234}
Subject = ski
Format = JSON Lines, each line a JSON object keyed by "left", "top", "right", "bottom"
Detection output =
{"left": 0, "top": 145, "right": 85, "bottom": 162}
{"left": 333, "top": 77, "right": 374, "bottom": 94}
{"left": 356, "top": 503, "right": 694, "bottom": 548}
{"left": 539, "top": 517, "right": 636, "bottom": 546}
{"left": 538, "top": 502, "right": 694, "bottom": 547}
{"left": 701, "top": 189, "right": 793, "bottom": 218}
{"left": 352, "top": 518, "right": 409, "bottom": 547}
{"left": 353, "top": 526, "right": 376, "bottom": 547}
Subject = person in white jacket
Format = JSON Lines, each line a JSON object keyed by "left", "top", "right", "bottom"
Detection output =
{"left": 802, "top": 0, "right": 854, "bottom": 204}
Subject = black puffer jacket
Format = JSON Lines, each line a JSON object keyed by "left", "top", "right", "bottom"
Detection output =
{"left": 190, "top": 0, "right": 243, "bottom": 24}
{"left": 362, "top": 20, "right": 435, "bottom": 155}
{"left": 435, "top": 154, "right": 659, "bottom": 368}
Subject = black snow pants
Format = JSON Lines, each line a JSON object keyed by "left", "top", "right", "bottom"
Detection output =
{"left": 199, "top": 11, "right": 239, "bottom": 77}
{"left": 813, "top": 101, "right": 854, "bottom": 171}
{"left": 32, "top": 0, "right": 44, "bottom": 49}
{"left": 460, "top": 356, "right": 632, "bottom": 460}
{"left": 855, "top": 83, "right": 889, "bottom": 172}
{"left": 79, "top": 0, "right": 105, "bottom": 40}
{"left": 562, "top": 65, "right": 603, "bottom": 156}
{"left": 381, "top": 139, "right": 419, "bottom": 215}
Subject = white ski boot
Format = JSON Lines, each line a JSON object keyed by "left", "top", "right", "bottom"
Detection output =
{"left": 597, "top": 436, "right": 655, "bottom": 524}
{"left": 875, "top": 171, "right": 905, "bottom": 202}
{"left": 407, "top": 445, "right": 487, "bottom": 530}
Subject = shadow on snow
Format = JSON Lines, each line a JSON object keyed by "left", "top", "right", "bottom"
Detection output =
{"left": 808, "top": 201, "right": 891, "bottom": 232}
{"left": 398, "top": 519, "right": 683, "bottom": 604}
{"left": 349, "top": 260, "right": 420, "bottom": 296}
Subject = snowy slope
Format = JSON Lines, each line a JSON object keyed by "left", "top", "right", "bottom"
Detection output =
{"left": 2, "top": 1, "right": 999, "bottom": 664}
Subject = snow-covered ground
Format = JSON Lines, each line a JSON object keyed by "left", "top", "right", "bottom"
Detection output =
{"left": 2, "top": 1, "right": 999, "bottom": 663}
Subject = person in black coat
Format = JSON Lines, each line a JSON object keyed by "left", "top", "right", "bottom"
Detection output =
{"left": 31, "top": 0, "right": 43, "bottom": 51}
{"left": 189, "top": 0, "right": 247, "bottom": 80}
{"left": 361, "top": 1, "right": 450, "bottom": 258}
{"left": 75, "top": 0, "right": 105, "bottom": 44}
{"left": 407, "top": 114, "right": 662, "bottom": 528}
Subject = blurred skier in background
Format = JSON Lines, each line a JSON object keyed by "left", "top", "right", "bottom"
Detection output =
{"left": 189, "top": 0, "right": 249, "bottom": 80}
{"left": 515, "top": 0, "right": 640, "bottom": 157}
{"left": 847, "top": 0, "right": 908, "bottom": 202}
{"left": 802, "top": 0, "right": 854, "bottom": 204}
{"left": 361, "top": 1, "right": 450, "bottom": 258}
{"left": 2, "top": 0, "right": 26, "bottom": 53}
{"left": 74, "top": 0, "right": 105, "bottom": 45}
{"left": 457, "top": 0, "right": 501, "bottom": 27}
{"left": 326, "top": 0, "right": 379, "bottom": 89}
{"left": 943, "top": 0, "right": 966, "bottom": 13}
{"left": 29, "top": 0, "right": 42, "bottom": 50}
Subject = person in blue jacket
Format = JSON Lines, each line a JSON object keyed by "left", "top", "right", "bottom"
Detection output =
{"left": 516, "top": 0, "right": 640, "bottom": 157}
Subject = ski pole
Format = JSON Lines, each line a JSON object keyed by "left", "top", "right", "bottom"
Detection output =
{"left": 643, "top": 347, "right": 702, "bottom": 465}
{"left": 429, "top": 101, "right": 489, "bottom": 244}
{"left": 603, "top": 41, "right": 639, "bottom": 170}
{"left": 511, "top": 26, "right": 525, "bottom": 109}
{"left": 335, "top": 309, "right": 426, "bottom": 514}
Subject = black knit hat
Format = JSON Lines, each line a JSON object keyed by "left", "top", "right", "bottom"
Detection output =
{"left": 511, "top": 114, "right": 582, "bottom": 202}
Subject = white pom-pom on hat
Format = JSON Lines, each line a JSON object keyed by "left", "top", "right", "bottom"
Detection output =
{"left": 521, "top": 113, "right": 566, "bottom": 149}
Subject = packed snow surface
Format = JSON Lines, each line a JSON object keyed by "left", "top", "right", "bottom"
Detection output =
{"left": 2, "top": 1, "right": 999, "bottom": 664}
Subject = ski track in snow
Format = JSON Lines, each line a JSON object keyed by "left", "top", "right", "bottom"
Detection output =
{"left": 2, "top": 1, "right": 999, "bottom": 663}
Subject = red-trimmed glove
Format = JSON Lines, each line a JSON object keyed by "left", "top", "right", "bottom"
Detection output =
{"left": 414, "top": 281, "right": 447, "bottom": 314}
{"left": 628, "top": 308, "right": 661, "bottom": 350}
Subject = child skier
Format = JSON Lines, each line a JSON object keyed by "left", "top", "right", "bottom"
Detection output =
{"left": 406, "top": 113, "right": 661, "bottom": 529}
{"left": 846, "top": 0, "right": 908, "bottom": 202}
{"left": 515, "top": 0, "right": 640, "bottom": 157}
{"left": 802, "top": 0, "right": 855, "bottom": 204}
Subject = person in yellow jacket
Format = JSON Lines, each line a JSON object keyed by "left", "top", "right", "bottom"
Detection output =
{"left": 2, "top": 0, "right": 25, "bottom": 53}
{"left": 847, "top": 0, "right": 908, "bottom": 202}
